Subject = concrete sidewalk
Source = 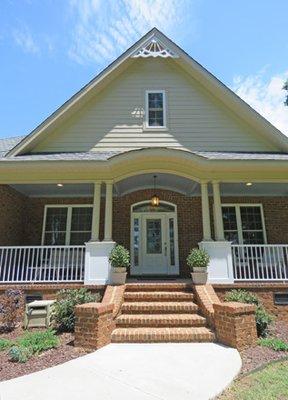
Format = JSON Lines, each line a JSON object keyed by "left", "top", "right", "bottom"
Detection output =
{"left": 0, "top": 343, "right": 241, "bottom": 400}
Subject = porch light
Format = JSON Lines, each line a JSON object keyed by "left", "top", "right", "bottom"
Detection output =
{"left": 151, "top": 175, "right": 160, "bottom": 207}
{"left": 57, "top": 183, "right": 63, "bottom": 187}
{"left": 246, "top": 182, "right": 252, "bottom": 186}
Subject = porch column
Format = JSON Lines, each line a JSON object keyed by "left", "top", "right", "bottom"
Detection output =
{"left": 200, "top": 181, "right": 211, "bottom": 241}
{"left": 90, "top": 182, "right": 101, "bottom": 241}
{"left": 212, "top": 181, "right": 224, "bottom": 241}
{"left": 104, "top": 181, "right": 113, "bottom": 241}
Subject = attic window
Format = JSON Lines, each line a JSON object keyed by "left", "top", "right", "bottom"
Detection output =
{"left": 145, "top": 90, "right": 166, "bottom": 128}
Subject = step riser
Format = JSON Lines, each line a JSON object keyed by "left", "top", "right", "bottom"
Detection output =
{"left": 121, "top": 306, "right": 198, "bottom": 314}
{"left": 126, "top": 284, "right": 192, "bottom": 292}
{"left": 112, "top": 334, "right": 214, "bottom": 343}
{"left": 116, "top": 321, "right": 206, "bottom": 328}
{"left": 124, "top": 293, "right": 194, "bottom": 302}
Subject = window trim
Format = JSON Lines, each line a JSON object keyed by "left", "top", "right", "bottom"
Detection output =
{"left": 221, "top": 203, "right": 267, "bottom": 244}
{"left": 41, "top": 204, "right": 93, "bottom": 245}
{"left": 144, "top": 89, "right": 167, "bottom": 129}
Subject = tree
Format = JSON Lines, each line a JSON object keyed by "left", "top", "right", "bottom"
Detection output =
{"left": 284, "top": 80, "right": 288, "bottom": 106}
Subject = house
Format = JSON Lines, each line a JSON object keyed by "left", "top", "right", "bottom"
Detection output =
{"left": 0, "top": 29, "right": 288, "bottom": 345}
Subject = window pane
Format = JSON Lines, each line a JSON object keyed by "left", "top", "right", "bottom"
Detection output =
{"left": 71, "top": 207, "right": 93, "bottom": 231}
{"left": 222, "top": 207, "right": 237, "bottom": 230}
{"left": 242, "top": 231, "right": 264, "bottom": 244}
{"left": 224, "top": 231, "right": 239, "bottom": 244}
{"left": 44, "top": 232, "right": 66, "bottom": 245}
{"left": 146, "top": 219, "right": 162, "bottom": 254}
{"left": 148, "top": 92, "right": 164, "bottom": 127}
{"left": 45, "top": 208, "right": 67, "bottom": 231}
{"left": 240, "top": 207, "right": 263, "bottom": 230}
{"left": 133, "top": 202, "right": 175, "bottom": 212}
{"left": 70, "top": 232, "right": 91, "bottom": 245}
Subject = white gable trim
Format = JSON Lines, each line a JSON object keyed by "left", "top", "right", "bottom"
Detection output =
{"left": 7, "top": 28, "right": 288, "bottom": 156}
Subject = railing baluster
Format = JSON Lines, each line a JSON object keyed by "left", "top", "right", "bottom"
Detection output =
{"left": 0, "top": 245, "right": 85, "bottom": 283}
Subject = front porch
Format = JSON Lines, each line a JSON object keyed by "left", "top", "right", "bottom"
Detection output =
{"left": 0, "top": 173, "right": 287, "bottom": 285}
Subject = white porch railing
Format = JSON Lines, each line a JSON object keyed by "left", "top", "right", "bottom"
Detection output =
{"left": 232, "top": 244, "right": 288, "bottom": 281}
{"left": 0, "top": 246, "right": 85, "bottom": 283}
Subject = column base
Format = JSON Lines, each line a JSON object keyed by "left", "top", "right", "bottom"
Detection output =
{"left": 84, "top": 241, "right": 116, "bottom": 285}
{"left": 199, "top": 241, "right": 234, "bottom": 284}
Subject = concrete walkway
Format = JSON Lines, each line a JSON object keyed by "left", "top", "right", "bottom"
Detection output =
{"left": 0, "top": 343, "right": 241, "bottom": 400}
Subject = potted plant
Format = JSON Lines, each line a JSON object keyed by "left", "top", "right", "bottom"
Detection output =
{"left": 186, "top": 248, "right": 210, "bottom": 285}
{"left": 109, "top": 244, "right": 130, "bottom": 285}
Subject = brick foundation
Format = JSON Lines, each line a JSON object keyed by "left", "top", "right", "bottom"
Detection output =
{"left": 214, "top": 283, "right": 288, "bottom": 322}
{"left": 214, "top": 302, "right": 258, "bottom": 351}
{"left": 102, "top": 285, "right": 125, "bottom": 317}
{"left": 74, "top": 303, "right": 114, "bottom": 350}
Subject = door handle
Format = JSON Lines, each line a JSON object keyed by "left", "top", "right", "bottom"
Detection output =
{"left": 164, "top": 243, "right": 167, "bottom": 256}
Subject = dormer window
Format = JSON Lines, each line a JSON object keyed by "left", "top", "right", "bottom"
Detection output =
{"left": 145, "top": 90, "right": 166, "bottom": 128}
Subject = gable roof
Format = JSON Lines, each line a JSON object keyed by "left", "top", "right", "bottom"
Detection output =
{"left": 6, "top": 28, "right": 288, "bottom": 156}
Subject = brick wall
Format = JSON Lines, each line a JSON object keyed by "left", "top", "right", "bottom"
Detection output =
{"left": 214, "top": 302, "right": 258, "bottom": 351}
{"left": 214, "top": 283, "right": 288, "bottom": 322}
{"left": 74, "top": 303, "right": 114, "bottom": 350}
{"left": 0, "top": 185, "right": 27, "bottom": 245}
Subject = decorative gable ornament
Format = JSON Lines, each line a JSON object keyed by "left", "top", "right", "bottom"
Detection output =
{"left": 132, "top": 37, "right": 178, "bottom": 59}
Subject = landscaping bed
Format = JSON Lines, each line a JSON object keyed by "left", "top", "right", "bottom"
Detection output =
{"left": 240, "top": 321, "right": 288, "bottom": 375}
{"left": 0, "top": 327, "right": 89, "bottom": 382}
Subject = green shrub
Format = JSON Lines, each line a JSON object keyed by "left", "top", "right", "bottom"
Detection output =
{"left": 225, "top": 289, "right": 259, "bottom": 306}
{"left": 17, "top": 329, "right": 59, "bottom": 353}
{"left": 225, "top": 289, "right": 273, "bottom": 337}
{"left": 186, "top": 248, "right": 210, "bottom": 271}
{"left": 0, "top": 338, "right": 14, "bottom": 351}
{"left": 259, "top": 337, "right": 288, "bottom": 352}
{"left": 109, "top": 244, "right": 130, "bottom": 269}
{"left": 52, "top": 288, "right": 100, "bottom": 332}
{"left": 9, "top": 346, "right": 33, "bottom": 363}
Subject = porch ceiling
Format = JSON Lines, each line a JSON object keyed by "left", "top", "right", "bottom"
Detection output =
{"left": 9, "top": 176, "right": 288, "bottom": 197}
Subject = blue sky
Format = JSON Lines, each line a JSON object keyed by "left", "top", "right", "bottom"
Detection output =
{"left": 1, "top": 0, "right": 288, "bottom": 139}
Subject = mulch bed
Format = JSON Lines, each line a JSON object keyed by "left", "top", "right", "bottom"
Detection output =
{"left": 240, "top": 321, "right": 288, "bottom": 375}
{"left": 0, "top": 326, "right": 90, "bottom": 382}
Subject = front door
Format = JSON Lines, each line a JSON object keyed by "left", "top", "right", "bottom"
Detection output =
{"left": 130, "top": 201, "right": 179, "bottom": 276}
{"left": 142, "top": 215, "right": 167, "bottom": 275}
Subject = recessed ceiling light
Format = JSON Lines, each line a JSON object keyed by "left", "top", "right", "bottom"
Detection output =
{"left": 246, "top": 182, "right": 252, "bottom": 186}
{"left": 57, "top": 183, "right": 63, "bottom": 187}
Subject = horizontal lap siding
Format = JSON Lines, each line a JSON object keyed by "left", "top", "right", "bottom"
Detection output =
{"left": 31, "top": 58, "right": 275, "bottom": 153}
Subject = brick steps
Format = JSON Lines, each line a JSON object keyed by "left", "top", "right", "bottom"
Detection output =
{"left": 112, "top": 327, "right": 215, "bottom": 343}
{"left": 121, "top": 301, "right": 198, "bottom": 314}
{"left": 125, "top": 283, "right": 192, "bottom": 292}
{"left": 115, "top": 313, "right": 207, "bottom": 327}
{"left": 112, "top": 283, "right": 215, "bottom": 344}
{"left": 124, "top": 291, "right": 194, "bottom": 302}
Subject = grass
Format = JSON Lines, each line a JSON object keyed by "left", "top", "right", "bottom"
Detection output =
{"left": 219, "top": 360, "right": 288, "bottom": 400}
{"left": 259, "top": 337, "right": 288, "bottom": 352}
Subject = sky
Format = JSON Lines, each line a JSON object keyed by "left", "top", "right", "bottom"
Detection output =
{"left": 0, "top": 0, "right": 288, "bottom": 139}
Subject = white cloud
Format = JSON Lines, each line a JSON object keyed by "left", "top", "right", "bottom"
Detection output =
{"left": 12, "top": 26, "right": 39, "bottom": 54}
{"left": 232, "top": 70, "right": 288, "bottom": 136}
{"left": 68, "top": 0, "right": 193, "bottom": 66}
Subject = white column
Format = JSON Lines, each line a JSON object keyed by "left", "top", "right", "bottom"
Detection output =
{"left": 104, "top": 181, "right": 113, "bottom": 241}
{"left": 200, "top": 181, "right": 212, "bottom": 241}
{"left": 212, "top": 181, "right": 224, "bottom": 241}
{"left": 90, "top": 182, "right": 101, "bottom": 241}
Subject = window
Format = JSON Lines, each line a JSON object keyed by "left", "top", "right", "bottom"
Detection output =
{"left": 42, "top": 205, "right": 93, "bottom": 245}
{"left": 274, "top": 293, "right": 288, "bottom": 305}
{"left": 145, "top": 90, "right": 166, "bottom": 128}
{"left": 222, "top": 204, "right": 266, "bottom": 244}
